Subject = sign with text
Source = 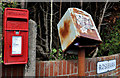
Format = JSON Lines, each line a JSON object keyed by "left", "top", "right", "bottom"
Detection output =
{"left": 97, "top": 60, "right": 116, "bottom": 74}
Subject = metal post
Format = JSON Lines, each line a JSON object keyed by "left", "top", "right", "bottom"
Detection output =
{"left": 78, "top": 48, "right": 85, "bottom": 76}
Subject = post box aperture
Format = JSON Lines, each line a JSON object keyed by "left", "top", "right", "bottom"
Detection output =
{"left": 3, "top": 8, "right": 29, "bottom": 65}
{"left": 57, "top": 8, "right": 102, "bottom": 53}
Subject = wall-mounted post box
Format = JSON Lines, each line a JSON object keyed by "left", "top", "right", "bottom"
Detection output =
{"left": 57, "top": 8, "right": 102, "bottom": 53}
{"left": 3, "top": 8, "right": 29, "bottom": 65}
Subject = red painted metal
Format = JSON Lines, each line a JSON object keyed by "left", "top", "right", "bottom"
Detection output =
{"left": 3, "top": 8, "right": 29, "bottom": 65}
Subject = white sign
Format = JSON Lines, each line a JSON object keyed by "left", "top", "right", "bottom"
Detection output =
{"left": 75, "top": 13, "right": 95, "bottom": 33}
{"left": 12, "top": 36, "right": 22, "bottom": 54}
{"left": 108, "top": 60, "right": 116, "bottom": 71}
{"left": 97, "top": 60, "right": 116, "bottom": 74}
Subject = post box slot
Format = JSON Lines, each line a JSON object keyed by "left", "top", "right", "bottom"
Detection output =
{"left": 66, "top": 42, "right": 98, "bottom": 55}
{"left": 66, "top": 45, "right": 96, "bottom": 55}
{"left": 65, "top": 37, "right": 101, "bottom": 54}
{"left": 73, "top": 37, "right": 101, "bottom": 46}
{"left": 7, "top": 18, "right": 27, "bottom": 22}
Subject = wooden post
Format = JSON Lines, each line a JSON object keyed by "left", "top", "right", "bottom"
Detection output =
{"left": 78, "top": 48, "right": 85, "bottom": 76}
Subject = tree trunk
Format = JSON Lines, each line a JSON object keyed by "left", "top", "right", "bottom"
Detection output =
{"left": 94, "top": 2, "right": 97, "bottom": 23}
{"left": 38, "top": 12, "right": 42, "bottom": 44}
{"left": 50, "top": 0, "right": 53, "bottom": 53}
{"left": 33, "top": 6, "right": 36, "bottom": 22}
{"left": 80, "top": 0, "right": 83, "bottom": 9}
{"left": 92, "top": 0, "right": 109, "bottom": 57}
{"left": 44, "top": 3, "right": 49, "bottom": 53}
{"left": 98, "top": 0, "right": 109, "bottom": 33}
{"left": 59, "top": 1, "right": 62, "bottom": 21}
{"left": 57, "top": 1, "right": 62, "bottom": 52}
{"left": 20, "top": 0, "right": 25, "bottom": 9}
{"left": 25, "top": 0, "right": 28, "bottom": 9}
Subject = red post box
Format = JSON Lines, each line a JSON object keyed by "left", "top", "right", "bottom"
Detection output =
{"left": 3, "top": 8, "right": 29, "bottom": 65}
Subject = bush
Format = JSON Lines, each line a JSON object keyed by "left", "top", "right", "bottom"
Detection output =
{"left": 98, "top": 18, "right": 120, "bottom": 56}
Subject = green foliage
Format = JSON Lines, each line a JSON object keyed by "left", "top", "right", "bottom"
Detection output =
{"left": 49, "top": 48, "right": 78, "bottom": 60}
{"left": 65, "top": 54, "right": 78, "bottom": 60}
{"left": 49, "top": 48, "right": 64, "bottom": 60}
{"left": 0, "top": 53, "right": 2, "bottom": 58}
{"left": 1, "top": 60, "right": 4, "bottom": 63}
{"left": 0, "top": 53, "right": 3, "bottom": 63}
{"left": 98, "top": 18, "right": 120, "bottom": 56}
{"left": 1, "top": 2, "right": 18, "bottom": 14}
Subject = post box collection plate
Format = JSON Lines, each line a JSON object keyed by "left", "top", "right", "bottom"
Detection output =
{"left": 12, "top": 36, "right": 22, "bottom": 54}
{"left": 3, "top": 8, "right": 29, "bottom": 65}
